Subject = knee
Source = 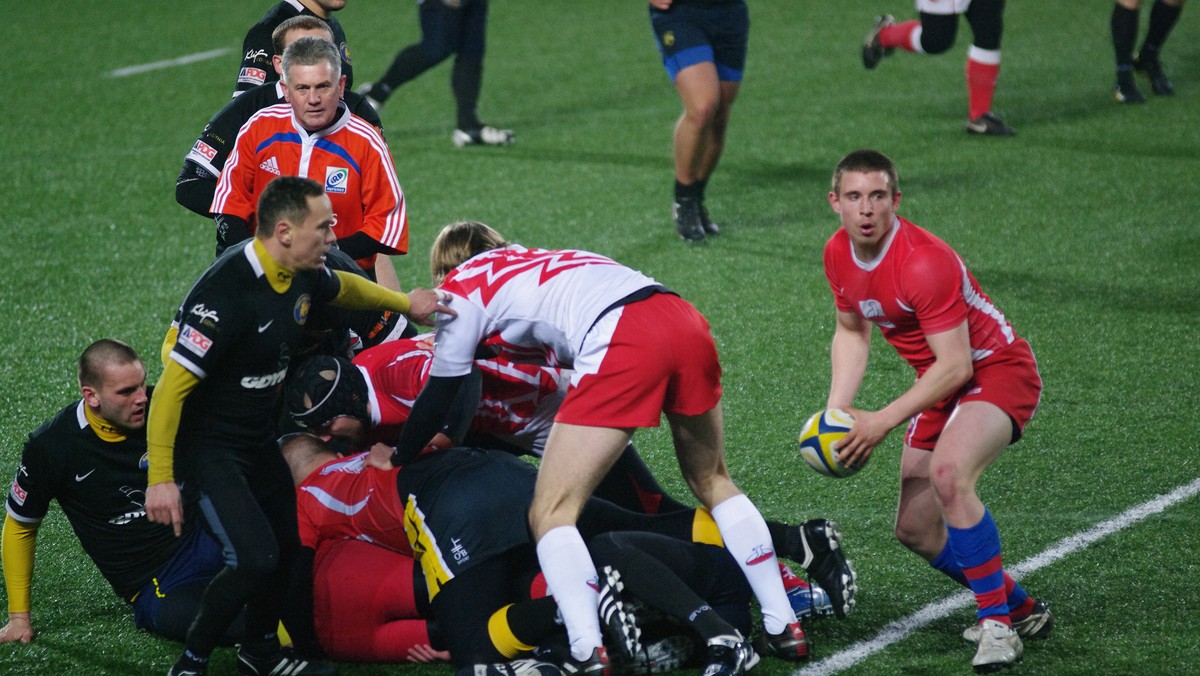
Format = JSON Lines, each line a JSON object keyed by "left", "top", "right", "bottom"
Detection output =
{"left": 683, "top": 97, "right": 721, "bottom": 129}
{"left": 228, "top": 540, "right": 281, "bottom": 579}
{"left": 894, "top": 515, "right": 925, "bottom": 552}
{"left": 929, "top": 460, "right": 973, "bottom": 511}
{"left": 420, "top": 40, "right": 456, "bottom": 65}
{"left": 920, "top": 30, "right": 957, "bottom": 54}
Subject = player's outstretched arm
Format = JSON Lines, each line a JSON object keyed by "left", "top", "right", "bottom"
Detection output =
{"left": 1, "top": 515, "right": 38, "bottom": 643}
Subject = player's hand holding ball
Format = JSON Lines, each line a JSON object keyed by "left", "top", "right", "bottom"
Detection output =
{"left": 798, "top": 408, "right": 863, "bottom": 478}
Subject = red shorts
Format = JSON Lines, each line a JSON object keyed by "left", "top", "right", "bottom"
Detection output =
{"left": 312, "top": 539, "right": 430, "bottom": 662}
{"left": 556, "top": 292, "right": 722, "bottom": 428}
{"left": 905, "top": 338, "right": 1041, "bottom": 450}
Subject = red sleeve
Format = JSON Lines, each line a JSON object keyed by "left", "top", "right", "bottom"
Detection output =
{"left": 823, "top": 233, "right": 854, "bottom": 313}
{"left": 356, "top": 125, "right": 409, "bottom": 254}
{"left": 900, "top": 245, "right": 968, "bottom": 335}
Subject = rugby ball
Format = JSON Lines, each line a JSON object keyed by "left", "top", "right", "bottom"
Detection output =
{"left": 798, "top": 408, "right": 861, "bottom": 478}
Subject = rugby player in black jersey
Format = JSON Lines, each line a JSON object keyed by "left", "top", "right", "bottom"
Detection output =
{"left": 145, "top": 176, "right": 450, "bottom": 676}
{"left": 235, "top": 0, "right": 353, "bottom": 98}
{"left": 1, "top": 340, "right": 243, "bottom": 646}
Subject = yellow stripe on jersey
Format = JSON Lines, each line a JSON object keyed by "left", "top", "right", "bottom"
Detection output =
{"left": 692, "top": 507, "right": 725, "bottom": 546}
{"left": 488, "top": 604, "right": 536, "bottom": 657}
{"left": 403, "top": 494, "right": 454, "bottom": 600}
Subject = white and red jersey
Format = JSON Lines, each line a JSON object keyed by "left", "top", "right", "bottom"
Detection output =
{"left": 432, "top": 245, "right": 660, "bottom": 377}
{"left": 823, "top": 217, "right": 1019, "bottom": 375}
{"left": 295, "top": 451, "right": 412, "bottom": 555}
{"left": 210, "top": 103, "right": 408, "bottom": 270}
{"left": 354, "top": 336, "right": 569, "bottom": 455}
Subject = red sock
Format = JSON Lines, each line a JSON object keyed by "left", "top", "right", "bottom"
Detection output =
{"left": 779, "top": 561, "right": 810, "bottom": 591}
{"left": 967, "top": 57, "right": 1000, "bottom": 121}
{"left": 1010, "top": 594, "right": 1036, "bottom": 620}
{"left": 880, "top": 20, "right": 921, "bottom": 51}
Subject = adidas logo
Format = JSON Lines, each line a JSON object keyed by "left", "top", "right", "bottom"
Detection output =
{"left": 259, "top": 156, "right": 280, "bottom": 175}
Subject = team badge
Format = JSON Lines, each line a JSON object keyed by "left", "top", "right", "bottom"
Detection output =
{"left": 294, "top": 294, "right": 311, "bottom": 325}
{"left": 325, "top": 167, "right": 349, "bottom": 195}
{"left": 857, "top": 299, "right": 895, "bottom": 328}
{"left": 179, "top": 325, "right": 213, "bottom": 357}
{"left": 139, "top": 453, "right": 150, "bottom": 471}
{"left": 663, "top": 31, "right": 675, "bottom": 48}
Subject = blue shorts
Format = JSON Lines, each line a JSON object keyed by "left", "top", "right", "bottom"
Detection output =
{"left": 130, "top": 524, "right": 225, "bottom": 635}
{"left": 649, "top": 0, "right": 749, "bottom": 82}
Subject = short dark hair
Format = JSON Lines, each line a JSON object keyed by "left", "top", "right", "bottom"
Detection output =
{"left": 256, "top": 176, "right": 326, "bottom": 237}
{"left": 831, "top": 149, "right": 899, "bottom": 196}
{"left": 281, "top": 35, "right": 342, "bottom": 83}
{"left": 271, "top": 16, "right": 332, "bottom": 57}
{"left": 78, "top": 339, "right": 140, "bottom": 389}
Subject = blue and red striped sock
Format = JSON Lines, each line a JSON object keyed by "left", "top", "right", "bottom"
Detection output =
{"left": 931, "top": 540, "right": 1034, "bottom": 618}
{"left": 947, "top": 509, "right": 1012, "bottom": 625}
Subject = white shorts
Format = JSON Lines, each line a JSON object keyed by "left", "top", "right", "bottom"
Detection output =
{"left": 917, "top": 0, "right": 971, "bottom": 15}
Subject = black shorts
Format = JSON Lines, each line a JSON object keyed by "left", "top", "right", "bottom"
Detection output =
{"left": 398, "top": 448, "right": 537, "bottom": 601}
{"left": 649, "top": 0, "right": 749, "bottom": 81}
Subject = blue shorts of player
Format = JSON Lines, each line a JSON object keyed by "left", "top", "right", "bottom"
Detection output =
{"left": 130, "top": 525, "right": 241, "bottom": 643}
{"left": 649, "top": 0, "right": 749, "bottom": 82}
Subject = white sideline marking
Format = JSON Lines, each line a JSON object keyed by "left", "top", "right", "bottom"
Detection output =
{"left": 796, "top": 477, "right": 1200, "bottom": 675}
{"left": 107, "top": 48, "right": 232, "bottom": 78}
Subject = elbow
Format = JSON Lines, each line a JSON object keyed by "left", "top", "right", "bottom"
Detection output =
{"left": 951, "top": 359, "right": 974, "bottom": 388}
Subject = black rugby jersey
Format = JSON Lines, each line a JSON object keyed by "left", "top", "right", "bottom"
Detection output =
{"left": 6, "top": 396, "right": 186, "bottom": 599}
{"left": 235, "top": 0, "right": 354, "bottom": 97}
{"left": 168, "top": 241, "right": 340, "bottom": 447}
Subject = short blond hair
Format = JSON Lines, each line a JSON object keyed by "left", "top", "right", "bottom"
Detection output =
{"left": 429, "top": 221, "right": 508, "bottom": 283}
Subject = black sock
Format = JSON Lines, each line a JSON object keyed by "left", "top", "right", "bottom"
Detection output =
{"left": 1111, "top": 4, "right": 1138, "bottom": 69}
{"left": 453, "top": 56, "right": 484, "bottom": 131}
{"left": 675, "top": 181, "right": 702, "bottom": 203}
{"left": 1142, "top": 0, "right": 1182, "bottom": 57}
{"left": 175, "top": 649, "right": 210, "bottom": 670}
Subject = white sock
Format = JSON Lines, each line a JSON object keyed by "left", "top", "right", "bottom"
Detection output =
{"left": 711, "top": 494, "right": 797, "bottom": 634}
{"left": 537, "top": 526, "right": 603, "bottom": 660}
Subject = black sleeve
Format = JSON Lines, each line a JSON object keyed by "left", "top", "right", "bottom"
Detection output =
{"left": 441, "top": 366, "right": 482, "bottom": 445}
{"left": 391, "top": 375, "right": 467, "bottom": 465}
{"left": 176, "top": 161, "right": 218, "bottom": 217}
{"left": 214, "top": 214, "right": 252, "bottom": 256}
{"left": 336, "top": 231, "right": 400, "bottom": 260}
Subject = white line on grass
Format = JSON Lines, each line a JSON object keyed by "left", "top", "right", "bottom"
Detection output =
{"left": 795, "top": 477, "right": 1200, "bottom": 675}
{"left": 106, "top": 48, "right": 232, "bottom": 78}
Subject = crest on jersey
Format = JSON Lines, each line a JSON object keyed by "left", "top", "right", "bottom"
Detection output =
{"left": 858, "top": 299, "right": 895, "bottom": 329}
{"left": 294, "top": 294, "right": 311, "bottom": 325}
{"left": 325, "top": 167, "right": 349, "bottom": 194}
